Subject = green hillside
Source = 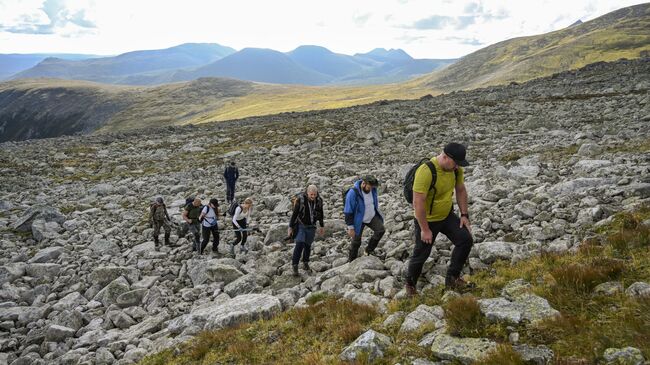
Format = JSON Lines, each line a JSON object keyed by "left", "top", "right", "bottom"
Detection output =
{"left": 417, "top": 3, "right": 650, "bottom": 91}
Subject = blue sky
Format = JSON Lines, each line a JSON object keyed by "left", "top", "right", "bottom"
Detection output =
{"left": 0, "top": 0, "right": 646, "bottom": 58}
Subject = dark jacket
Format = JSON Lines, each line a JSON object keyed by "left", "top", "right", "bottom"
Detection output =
{"left": 224, "top": 166, "right": 239, "bottom": 184}
{"left": 289, "top": 193, "right": 324, "bottom": 228}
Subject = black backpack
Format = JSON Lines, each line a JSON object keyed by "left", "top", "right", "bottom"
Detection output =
{"left": 403, "top": 158, "right": 458, "bottom": 213}
{"left": 227, "top": 200, "right": 241, "bottom": 217}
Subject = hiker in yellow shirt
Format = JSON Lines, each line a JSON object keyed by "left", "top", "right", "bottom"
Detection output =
{"left": 405, "top": 143, "right": 473, "bottom": 295}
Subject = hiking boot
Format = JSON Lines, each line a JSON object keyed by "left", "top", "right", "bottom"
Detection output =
{"left": 445, "top": 275, "right": 474, "bottom": 291}
{"left": 164, "top": 233, "right": 170, "bottom": 246}
{"left": 240, "top": 245, "right": 248, "bottom": 254}
{"left": 405, "top": 283, "right": 418, "bottom": 297}
{"left": 154, "top": 237, "right": 160, "bottom": 247}
{"left": 303, "top": 262, "right": 311, "bottom": 273}
{"left": 292, "top": 265, "right": 299, "bottom": 277}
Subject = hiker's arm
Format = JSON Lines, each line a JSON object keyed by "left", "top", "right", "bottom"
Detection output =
{"left": 182, "top": 209, "right": 191, "bottom": 224}
{"left": 413, "top": 191, "right": 432, "bottom": 244}
{"left": 344, "top": 191, "right": 355, "bottom": 237}
{"left": 199, "top": 208, "right": 206, "bottom": 221}
{"left": 455, "top": 183, "right": 471, "bottom": 230}
{"left": 164, "top": 207, "right": 170, "bottom": 221}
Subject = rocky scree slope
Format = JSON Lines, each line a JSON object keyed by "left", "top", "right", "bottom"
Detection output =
{"left": 0, "top": 58, "right": 648, "bottom": 364}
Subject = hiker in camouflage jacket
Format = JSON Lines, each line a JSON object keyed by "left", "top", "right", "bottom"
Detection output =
{"left": 150, "top": 197, "right": 171, "bottom": 248}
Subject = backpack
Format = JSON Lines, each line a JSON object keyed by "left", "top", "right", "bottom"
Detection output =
{"left": 403, "top": 158, "right": 458, "bottom": 213}
{"left": 342, "top": 185, "right": 361, "bottom": 210}
{"left": 227, "top": 200, "right": 241, "bottom": 217}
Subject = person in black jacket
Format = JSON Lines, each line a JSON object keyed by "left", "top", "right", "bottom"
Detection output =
{"left": 223, "top": 161, "right": 240, "bottom": 204}
{"left": 288, "top": 185, "right": 325, "bottom": 276}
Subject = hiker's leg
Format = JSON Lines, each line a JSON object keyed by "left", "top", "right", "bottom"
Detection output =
{"left": 163, "top": 221, "right": 171, "bottom": 245}
{"left": 232, "top": 223, "right": 242, "bottom": 245}
{"left": 190, "top": 224, "right": 201, "bottom": 250}
{"left": 292, "top": 241, "right": 304, "bottom": 266}
{"left": 200, "top": 225, "right": 210, "bottom": 254}
{"left": 365, "top": 215, "right": 385, "bottom": 254}
{"left": 440, "top": 213, "right": 474, "bottom": 279}
{"left": 212, "top": 226, "right": 220, "bottom": 252}
{"left": 240, "top": 220, "right": 248, "bottom": 245}
{"left": 348, "top": 225, "right": 365, "bottom": 261}
{"left": 153, "top": 221, "right": 161, "bottom": 241}
{"left": 302, "top": 227, "right": 316, "bottom": 263}
{"left": 405, "top": 220, "right": 440, "bottom": 286}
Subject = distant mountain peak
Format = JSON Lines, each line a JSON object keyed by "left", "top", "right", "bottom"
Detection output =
{"left": 569, "top": 19, "right": 583, "bottom": 27}
{"left": 358, "top": 48, "right": 413, "bottom": 61}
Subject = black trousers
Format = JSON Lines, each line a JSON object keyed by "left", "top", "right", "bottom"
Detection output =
{"left": 406, "top": 212, "right": 473, "bottom": 286}
{"left": 226, "top": 182, "right": 236, "bottom": 203}
{"left": 232, "top": 219, "right": 247, "bottom": 245}
{"left": 201, "top": 225, "right": 219, "bottom": 254}
{"left": 349, "top": 215, "right": 385, "bottom": 261}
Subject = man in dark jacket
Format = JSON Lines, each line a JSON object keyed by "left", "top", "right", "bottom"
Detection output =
{"left": 223, "top": 161, "right": 240, "bottom": 204}
{"left": 343, "top": 175, "right": 385, "bottom": 262}
{"left": 288, "top": 185, "right": 325, "bottom": 276}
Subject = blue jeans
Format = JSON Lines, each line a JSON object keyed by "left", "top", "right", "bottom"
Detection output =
{"left": 292, "top": 224, "right": 316, "bottom": 266}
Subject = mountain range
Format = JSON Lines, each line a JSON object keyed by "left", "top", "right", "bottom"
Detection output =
{"left": 0, "top": 2, "right": 649, "bottom": 142}
{"left": 7, "top": 44, "right": 455, "bottom": 86}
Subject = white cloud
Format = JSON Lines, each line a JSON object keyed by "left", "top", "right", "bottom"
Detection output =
{"left": 0, "top": 0, "right": 647, "bottom": 58}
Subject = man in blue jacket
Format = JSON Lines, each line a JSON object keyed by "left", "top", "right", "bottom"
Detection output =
{"left": 343, "top": 175, "right": 385, "bottom": 262}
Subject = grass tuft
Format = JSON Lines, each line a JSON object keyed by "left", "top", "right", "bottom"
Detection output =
{"left": 474, "top": 344, "right": 526, "bottom": 365}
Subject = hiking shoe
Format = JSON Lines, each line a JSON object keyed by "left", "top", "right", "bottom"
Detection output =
{"left": 240, "top": 246, "right": 248, "bottom": 254}
{"left": 292, "top": 265, "right": 299, "bottom": 277}
{"left": 445, "top": 276, "right": 474, "bottom": 290}
{"left": 303, "top": 262, "right": 311, "bottom": 273}
{"left": 405, "top": 283, "right": 418, "bottom": 297}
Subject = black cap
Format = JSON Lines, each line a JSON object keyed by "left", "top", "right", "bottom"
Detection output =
{"left": 361, "top": 175, "right": 379, "bottom": 186}
{"left": 155, "top": 197, "right": 164, "bottom": 204}
{"left": 444, "top": 143, "right": 469, "bottom": 167}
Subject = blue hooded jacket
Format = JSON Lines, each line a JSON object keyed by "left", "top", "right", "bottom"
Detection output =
{"left": 343, "top": 180, "right": 383, "bottom": 236}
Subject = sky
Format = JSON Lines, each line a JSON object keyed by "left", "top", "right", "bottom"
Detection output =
{"left": 0, "top": 0, "right": 647, "bottom": 59}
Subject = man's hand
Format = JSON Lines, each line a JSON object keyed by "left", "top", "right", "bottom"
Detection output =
{"left": 420, "top": 227, "right": 433, "bottom": 244}
{"left": 347, "top": 228, "right": 355, "bottom": 238}
{"left": 318, "top": 227, "right": 325, "bottom": 236}
{"left": 460, "top": 216, "right": 472, "bottom": 232}
{"left": 287, "top": 227, "right": 293, "bottom": 237}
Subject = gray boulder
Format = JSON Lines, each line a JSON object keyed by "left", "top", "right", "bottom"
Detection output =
{"left": 339, "top": 329, "right": 392, "bottom": 362}
{"left": 603, "top": 347, "right": 645, "bottom": 365}
{"left": 89, "top": 266, "right": 140, "bottom": 287}
{"left": 474, "top": 241, "right": 513, "bottom": 264}
{"left": 89, "top": 239, "right": 121, "bottom": 256}
{"left": 513, "top": 344, "right": 554, "bottom": 365}
{"left": 167, "top": 294, "right": 281, "bottom": 335}
{"left": 399, "top": 304, "right": 445, "bottom": 333}
{"left": 31, "top": 219, "right": 63, "bottom": 241}
{"left": 12, "top": 206, "right": 66, "bottom": 232}
{"left": 45, "top": 325, "right": 75, "bottom": 342}
{"left": 223, "top": 273, "right": 269, "bottom": 297}
{"left": 430, "top": 334, "right": 497, "bottom": 365}
{"left": 93, "top": 276, "right": 130, "bottom": 307}
{"left": 29, "top": 247, "right": 65, "bottom": 263}
{"left": 625, "top": 282, "right": 650, "bottom": 298}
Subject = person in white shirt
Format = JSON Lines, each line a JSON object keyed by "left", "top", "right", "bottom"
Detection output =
{"left": 230, "top": 197, "right": 253, "bottom": 255}
{"left": 198, "top": 198, "right": 220, "bottom": 255}
{"left": 343, "top": 175, "right": 385, "bottom": 262}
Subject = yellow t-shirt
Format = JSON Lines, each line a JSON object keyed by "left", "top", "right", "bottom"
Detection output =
{"left": 412, "top": 157, "right": 464, "bottom": 222}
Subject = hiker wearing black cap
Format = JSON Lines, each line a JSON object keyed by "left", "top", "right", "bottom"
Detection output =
{"left": 223, "top": 161, "right": 240, "bottom": 204}
{"left": 343, "top": 175, "right": 385, "bottom": 262}
{"left": 198, "top": 198, "right": 220, "bottom": 255}
{"left": 149, "top": 197, "right": 171, "bottom": 249}
{"left": 404, "top": 142, "right": 473, "bottom": 296}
